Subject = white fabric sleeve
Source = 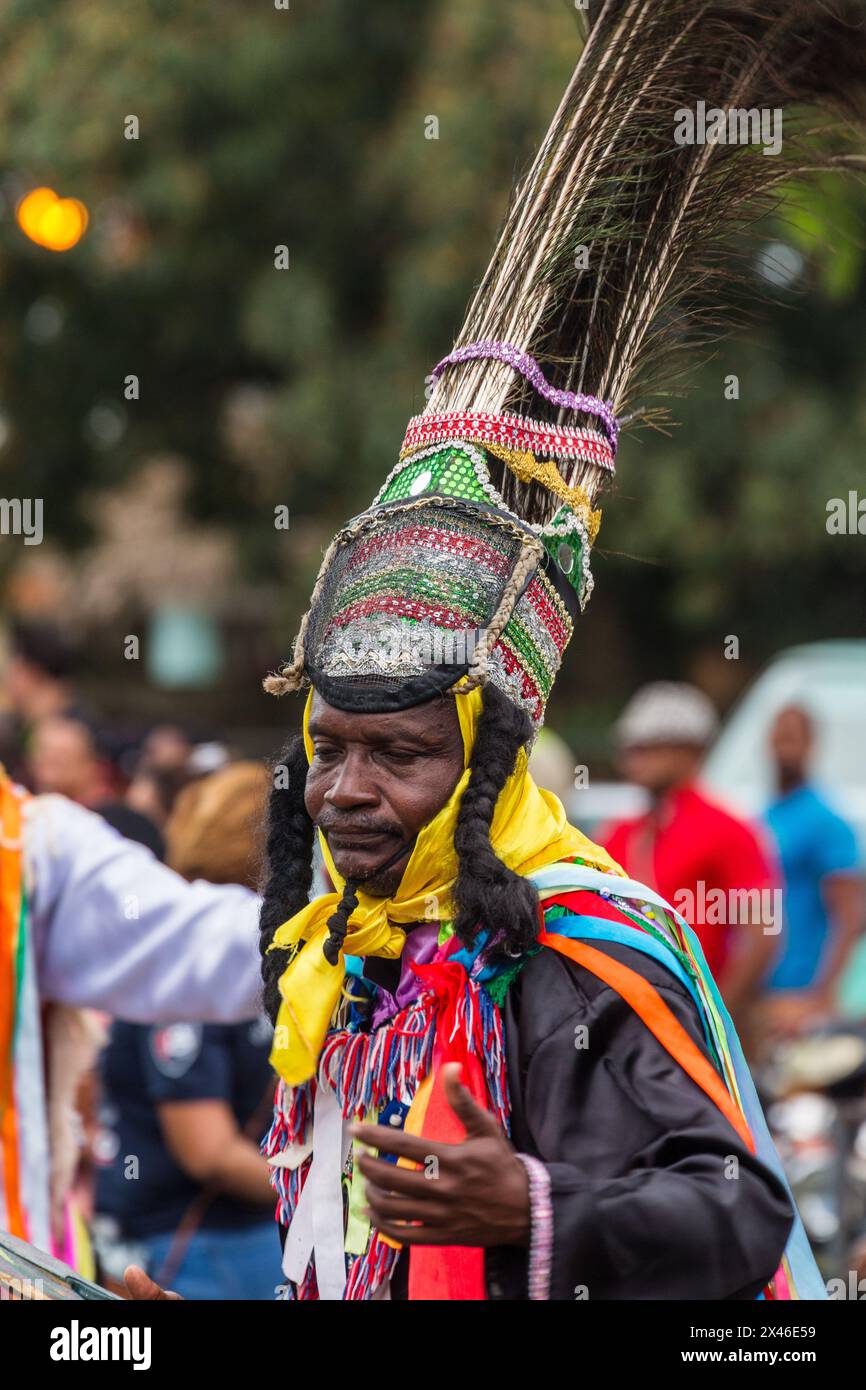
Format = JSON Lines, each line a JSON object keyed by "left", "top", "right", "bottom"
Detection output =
{"left": 25, "top": 794, "right": 264, "bottom": 1024}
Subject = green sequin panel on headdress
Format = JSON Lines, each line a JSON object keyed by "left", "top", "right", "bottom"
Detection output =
{"left": 377, "top": 446, "right": 495, "bottom": 507}
{"left": 536, "top": 504, "right": 592, "bottom": 610}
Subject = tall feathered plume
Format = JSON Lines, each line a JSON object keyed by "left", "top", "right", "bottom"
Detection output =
{"left": 426, "top": 0, "right": 866, "bottom": 525}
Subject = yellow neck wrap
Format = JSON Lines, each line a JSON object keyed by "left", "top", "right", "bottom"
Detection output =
{"left": 268, "top": 685, "right": 619, "bottom": 1085}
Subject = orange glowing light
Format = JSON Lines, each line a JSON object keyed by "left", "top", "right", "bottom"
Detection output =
{"left": 16, "top": 187, "right": 89, "bottom": 251}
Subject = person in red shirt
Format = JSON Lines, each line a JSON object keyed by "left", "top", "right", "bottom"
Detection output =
{"left": 601, "top": 682, "right": 779, "bottom": 1019}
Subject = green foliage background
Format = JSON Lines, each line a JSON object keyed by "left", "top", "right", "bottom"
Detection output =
{"left": 1, "top": 0, "right": 864, "bottom": 754}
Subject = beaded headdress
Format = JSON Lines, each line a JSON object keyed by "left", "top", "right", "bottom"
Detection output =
{"left": 266, "top": 0, "right": 866, "bottom": 731}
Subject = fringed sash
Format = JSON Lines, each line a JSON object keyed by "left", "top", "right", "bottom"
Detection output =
{"left": 261, "top": 962, "right": 509, "bottom": 1301}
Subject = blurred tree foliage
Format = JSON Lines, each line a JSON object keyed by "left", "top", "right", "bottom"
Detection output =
{"left": 1, "top": 0, "right": 865, "bottom": 746}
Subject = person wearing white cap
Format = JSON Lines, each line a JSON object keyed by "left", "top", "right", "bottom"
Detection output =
{"left": 614, "top": 682, "right": 720, "bottom": 752}
{"left": 602, "top": 683, "right": 779, "bottom": 1020}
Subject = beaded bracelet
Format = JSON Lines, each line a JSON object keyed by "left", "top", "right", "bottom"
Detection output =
{"left": 515, "top": 1153, "right": 553, "bottom": 1300}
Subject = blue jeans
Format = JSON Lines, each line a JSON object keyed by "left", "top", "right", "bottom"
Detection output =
{"left": 142, "top": 1221, "right": 282, "bottom": 1300}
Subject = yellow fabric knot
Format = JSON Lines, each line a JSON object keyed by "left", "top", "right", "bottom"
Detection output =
{"left": 482, "top": 443, "right": 602, "bottom": 543}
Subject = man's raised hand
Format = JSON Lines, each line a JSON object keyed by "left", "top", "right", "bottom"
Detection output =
{"left": 350, "top": 1062, "right": 530, "bottom": 1248}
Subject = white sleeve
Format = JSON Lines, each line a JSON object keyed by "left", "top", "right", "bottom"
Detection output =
{"left": 25, "top": 794, "right": 264, "bottom": 1024}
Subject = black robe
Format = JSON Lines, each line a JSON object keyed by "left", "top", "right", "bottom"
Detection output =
{"left": 371, "top": 938, "right": 793, "bottom": 1300}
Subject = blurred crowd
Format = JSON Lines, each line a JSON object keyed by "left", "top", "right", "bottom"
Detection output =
{"left": 599, "top": 682, "right": 865, "bottom": 1054}
{"left": 2, "top": 620, "right": 234, "bottom": 851}
{"left": 561, "top": 678, "right": 866, "bottom": 1281}
{"left": 1, "top": 620, "right": 281, "bottom": 1299}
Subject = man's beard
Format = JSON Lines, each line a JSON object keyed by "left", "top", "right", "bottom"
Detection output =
{"left": 317, "top": 814, "right": 413, "bottom": 898}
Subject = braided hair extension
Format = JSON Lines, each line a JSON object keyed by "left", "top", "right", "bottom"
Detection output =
{"left": 259, "top": 734, "right": 315, "bottom": 1025}
{"left": 322, "top": 880, "right": 360, "bottom": 966}
{"left": 452, "top": 682, "right": 540, "bottom": 964}
{"left": 257, "top": 734, "right": 366, "bottom": 1019}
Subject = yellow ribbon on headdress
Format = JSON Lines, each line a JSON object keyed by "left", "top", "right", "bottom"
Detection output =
{"left": 268, "top": 685, "right": 620, "bottom": 1085}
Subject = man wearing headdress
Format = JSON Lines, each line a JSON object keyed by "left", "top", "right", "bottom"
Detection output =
{"left": 257, "top": 681, "right": 798, "bottom": 1300}
{"left": 113, "top": 0, "right": 866, "bottom": 1303}
{"left": 246, "top": 0, "right": 866, "bottom": 1301}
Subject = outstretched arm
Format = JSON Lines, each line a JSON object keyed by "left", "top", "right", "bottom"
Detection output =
{"left": 27, "top": 794, "right": 264, "bottom": 1024}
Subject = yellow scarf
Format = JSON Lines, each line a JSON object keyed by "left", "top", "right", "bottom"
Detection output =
{"left": 268, "top": 685, "right": 620, "bottom": 1085}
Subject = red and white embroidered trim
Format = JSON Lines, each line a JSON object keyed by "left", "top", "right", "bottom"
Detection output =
{"left": 401, "top": 411, "right": 616, "bottom": 473}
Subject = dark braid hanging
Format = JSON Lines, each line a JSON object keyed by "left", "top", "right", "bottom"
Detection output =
{"left": 258, "top": 683, "right": 541, "bottom": 1022}
{"left": 322, "top": 880, "right": 360, "bottom": 966}
{"left": 452, "top": 683, "right": 540, "bottom": 964}
{"left": 259, "top": 734, "right": 315, "bottom": 1024}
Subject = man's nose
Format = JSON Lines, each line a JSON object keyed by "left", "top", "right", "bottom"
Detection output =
{"left": 324, "top": 750, "right": 379, "bottom": 809}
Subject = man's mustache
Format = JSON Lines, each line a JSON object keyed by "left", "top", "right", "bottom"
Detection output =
{"left": 317, "top": 813, "right": 403, "bottom": 839}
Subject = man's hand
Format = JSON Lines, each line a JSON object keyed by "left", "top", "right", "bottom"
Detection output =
{"left": 122, "top": 1265, "right": 183, "bottom": 1300}
{"left": 350, "top": 1062, "right": 530, "bottom": 1248}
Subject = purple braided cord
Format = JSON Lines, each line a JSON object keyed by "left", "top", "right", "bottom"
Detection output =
{"left": 431, "top": 340, "right": 619, "bottom": 450}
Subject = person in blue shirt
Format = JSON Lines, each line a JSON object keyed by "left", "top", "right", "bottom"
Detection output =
{"left": 762, "top": 706, "right": 864, "bottom": 1034}
{"left": 94, "top": 1015, "right": 279, "bottom": 1300}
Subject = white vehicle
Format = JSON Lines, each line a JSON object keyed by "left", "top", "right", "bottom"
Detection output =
{"left": 702, "top": 641, "right": 866, "bottom": 849}
{"left": 567, "top": 641, "right": 866, "bottom": 849}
